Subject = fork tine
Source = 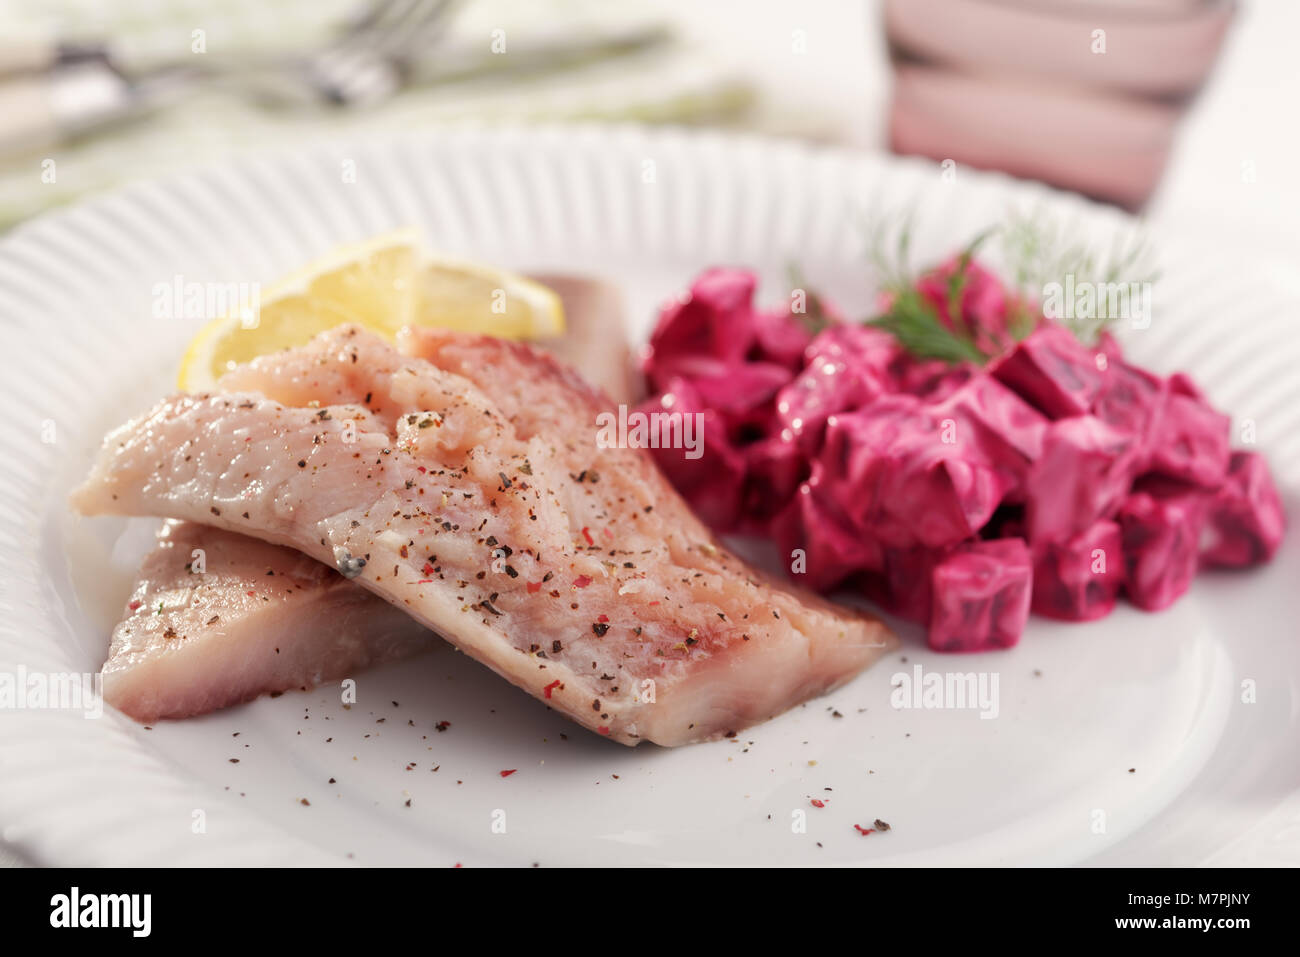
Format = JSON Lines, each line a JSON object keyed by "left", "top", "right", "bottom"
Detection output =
{"left": 393, "top": 0, "right": 462, "bottom": 65}
{"left": 341, "top": 0, "right": 406, "bottom": 36}
{"left": 311, "top": 0, "right": 459, "bottom": 106}
{"left": 347, "top": 0, "right": 457, "bottom": 60}
{"left": 351, "top": 0, "right": 430, "bottom": 50}
{"left": 315, "top": 0, "right": 423, "bottom": 83}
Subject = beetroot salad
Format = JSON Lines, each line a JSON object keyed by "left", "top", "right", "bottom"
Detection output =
{"left": 638, "top": 256, "right": 1286, "bottom": 652}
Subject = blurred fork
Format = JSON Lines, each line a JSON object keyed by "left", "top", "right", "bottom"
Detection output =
{"left": 0, "top": 0, "right": 460, "bottom": 158}
{"left": 258, "top": 0, "right": 462, "bottom": 107}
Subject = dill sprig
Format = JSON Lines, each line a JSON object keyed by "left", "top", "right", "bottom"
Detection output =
{"left": 998, "top": 208, "right": 1159, "bottom": 345}
{"left": 866, "top": 286, "right": 987, "bottom": 364}
{"left": 862, "top": 215, "right": 993, "bottom": 364}
{"left": 787, "top": 209, "right": 1161, "bottom": 364}
{"left": 785, "top": 264, "right": 836, "bottom": 336}
{"left": 852, "top": 208, "right": 1160, "bottom": 361}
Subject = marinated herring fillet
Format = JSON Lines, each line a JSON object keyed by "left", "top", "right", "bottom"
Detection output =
{"left": 72, "top": 326, "right": 895, "bottom": 745}
{"left": 105, "top": 520, "right": 430, "bottom": 722}
{"left": 103, "top": 275, "right": 634, "bottom": 721}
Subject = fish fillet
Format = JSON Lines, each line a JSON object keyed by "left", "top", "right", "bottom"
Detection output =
{"left": 104, "top": 274, "right": 636, "bottom": 721}
{"left": 104, "top": 520, "right": 430, "bottom": 722}
{"left": 73, "top": 326, "right": 894, "bottom": 745}
{"left": 530, "top": 273, "right": 640, "bottom": 407}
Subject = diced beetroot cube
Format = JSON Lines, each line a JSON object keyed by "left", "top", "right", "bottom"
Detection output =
{"left": 1168, "top": 371, "right": 1208, "bottom": 403}
{"left": 1031, "top": 519, "right": 1124, "bottom": 621}
{"left": 888, "top": 453, "right": 1008, "bottom": 547}
{"left": 1091, "top": 358, "right": 1164, "bottom": 452}
{"left": 895, "top": 357, "right": 970, "bottom": 398}
{"left": 772, "top": 470, "right": 884, "bottom": 592}
{"left": 643, "top": 268, "right": 757, "bottom": 387}
{"left": 803, "top": 322, "right": 902, "bottom": 374}
{"left": 989, "top": 324, "right": 1107, "bottom": 419}
{"left": 739, "top": 432, "right": 808, "bottom": 532}
{"left": 676, "top": 357, "right": 792, "bottom": 439}
{"left": 1202, "top": 450, "right": 1287, "bottom": 567}
{"left": 931, "top": 375, "right": 1049, "bottom": 502}
{"left": 1026, "top": 416, "right": 1141, "bottom": 544}
{"left": 773, "top": 325, "right": 902, "bottom": 456}
{"left": 1146, "top": 391, "right": 1230, "bottom": 489}
{"left": 824, "top": 398, "right": 1014, "bottom": 549}
{"left": 635, "top": 380, "right": 745, "bottom": 531}
{"left": 817, "top": 407, "right": 912, "bottom": 548}
{"left": 752, "top": 305, "right": 818, "bottom": 370}
{"left": 776, "top": 353, "right": 886, "bottom": 456}
{"left": 928, "top": 539, "right": 1032, "bottom": 652}
{"left": 862, "top": 545, "right": 947, "bottom": 624}
{"left": 1118, "top": 486, "right": 1209, "bottom": 611}
{"left": 816, "top": 407, "right": 883, "bottom": 527}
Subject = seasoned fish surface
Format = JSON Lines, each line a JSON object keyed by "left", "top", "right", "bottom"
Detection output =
{"left": 74, "top": 327, "right": 894, "bottom": 745}
{"left": 108, "top": 274, "right": 633, "bottom": 720}
{"left": 104, "top": 520, "right": 431, "bottom": 722}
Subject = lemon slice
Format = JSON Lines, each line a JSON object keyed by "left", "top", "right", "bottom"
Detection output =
{"left": 414, "top": 258, "right": 565, "bottom": 341}
{"left": 177, "top": 230, "right": 419, "bottom": 391}
{"left": 177, "top": 230, "right": 565, "bottom": 391}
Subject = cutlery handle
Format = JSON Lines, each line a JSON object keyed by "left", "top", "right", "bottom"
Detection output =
{"left": 0, "top": 36, "right": 58, "bottom": 76}
{"left": 0, "top": 65, "right": 136, "bottom": 159}
{"left": 0, "top": 77, "right": 59, "bottom": 157}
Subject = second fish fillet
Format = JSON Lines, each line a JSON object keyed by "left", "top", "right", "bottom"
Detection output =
{"left": 104, "top": 520, "right": 431, "bottom": 721}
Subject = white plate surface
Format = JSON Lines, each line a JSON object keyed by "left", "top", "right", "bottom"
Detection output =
{"left": 1, "top": 126, "right": 1298, "bottom": 866}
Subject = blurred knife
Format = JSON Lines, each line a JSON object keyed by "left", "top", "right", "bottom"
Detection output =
{"left": 0, "top": 60, "right": 198, "bottom": 158}
{"left": 0, "top": 35, "right": 105, "bottom": 77}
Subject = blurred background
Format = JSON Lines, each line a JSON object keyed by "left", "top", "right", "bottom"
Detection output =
{"left": 0, "top": 0, "right": 1296, "bottom": 265}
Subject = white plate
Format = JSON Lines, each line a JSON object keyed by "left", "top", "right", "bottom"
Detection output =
{"left": 1, "top": 126, "right": 1298, "bottom": 866}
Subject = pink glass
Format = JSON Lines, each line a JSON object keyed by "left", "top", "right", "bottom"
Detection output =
{"left": 883, "top": 0, "right": 1236, "bottom": 209}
